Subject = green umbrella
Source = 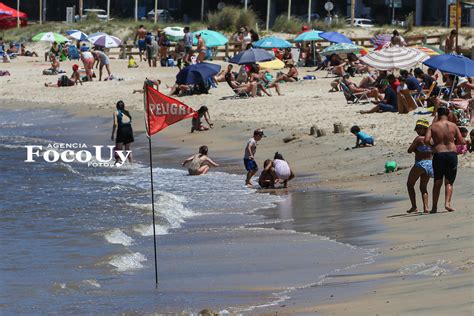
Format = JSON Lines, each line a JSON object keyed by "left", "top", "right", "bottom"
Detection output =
{"left": 32, "top": 32, "right": 70, "bottom": 43}
{"left": 192, "top": 30, "right": 228, "bottom": 47}
{"left": 321, "top": 43, "right": 362, "bottom": 56}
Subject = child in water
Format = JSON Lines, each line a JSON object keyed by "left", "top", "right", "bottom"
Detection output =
{"left": 273, "top": 152, "right": 295, "bottom": 188}
{"left": 182, "top": 145, "right": 219, "bottom": 175}
{"left": 258, "top": 159, "right": 276, "bottom": 188}
{"left": 350, "top": 125, "right": 375, "bottom": 148}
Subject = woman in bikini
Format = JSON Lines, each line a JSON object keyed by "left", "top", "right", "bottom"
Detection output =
{"left": 182, "top": 146, "right": 219, "bottom": 176}
{"left": 406, "top": 119, "right": 433, "bottom": 213}
{"left": 196, "top": 33, "right": 207, "bottom": 63}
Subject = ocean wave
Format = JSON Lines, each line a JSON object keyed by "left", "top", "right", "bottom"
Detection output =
{"left": 398, "top": 260, "right": 453, "bottom": 277}
{"left": 109, "top": 252, "right": 147, "bottom": 272}
{"left": 132, "top": 224, "right": 169, "bottom": 236}
{"left": 104, "top": 228, "right": 134, "bottom": 246}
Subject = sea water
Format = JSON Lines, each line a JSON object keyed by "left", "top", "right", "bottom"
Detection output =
{"left": 1, "top": 109, "right": 386, "bottom": 314}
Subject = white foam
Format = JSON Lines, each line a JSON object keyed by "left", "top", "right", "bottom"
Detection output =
{"left": 398, "top": 260, "right": 453, "bottom": 277}
{"left": 82, "top": 279, "right": 101, "bottom": 288}
{"left": 132, "top": 224, "right": 169, "bottom": 236}
{"left": 104, "top": 229, "right": 134, "bottom": 246}
{"left": 109, "top": 252, "right": 147, "bottom": 272}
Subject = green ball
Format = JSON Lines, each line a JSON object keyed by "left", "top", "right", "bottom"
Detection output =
{"left": 385, "top": 160, "right": 398, "bottom": 173}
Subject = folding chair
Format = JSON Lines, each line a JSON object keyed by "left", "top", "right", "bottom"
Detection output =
{"left": 339, "top": 82, "right": 369, "bottom": 104}
{"left": 399, "top": 89, "right": 419, "bottom": 113}
{"left": 416, "top": 81, "right": 437, "bottom": 107}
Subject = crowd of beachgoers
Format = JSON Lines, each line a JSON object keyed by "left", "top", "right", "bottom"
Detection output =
{"left": 0, "top": 24, "right": 472, "bottom": 214}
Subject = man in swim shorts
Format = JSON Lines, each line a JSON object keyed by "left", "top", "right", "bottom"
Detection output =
{"left": 424, "top": 107, "right": 465, "bottom": 213}
{"left": 134, "top": 25, "right": 147, "bottom": 62}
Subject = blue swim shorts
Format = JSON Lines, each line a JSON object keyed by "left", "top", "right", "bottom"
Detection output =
{"left": 244, "top": 158, "right": 258, "bottom": 172}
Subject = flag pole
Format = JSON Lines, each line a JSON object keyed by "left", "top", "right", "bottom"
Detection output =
{"left": 145, "top": 82, "right": 159, "bottom": 288}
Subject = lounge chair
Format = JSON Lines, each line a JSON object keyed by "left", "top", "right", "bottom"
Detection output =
{"left": 339, "top": 82, "right": 369, "bottom": 104}
{"left": 223, "top": 80, "right": 250, "bottom": 99}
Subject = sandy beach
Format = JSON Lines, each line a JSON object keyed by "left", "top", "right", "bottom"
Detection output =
{"left": 1, "top": 51, "right": 473, "bottom": 315}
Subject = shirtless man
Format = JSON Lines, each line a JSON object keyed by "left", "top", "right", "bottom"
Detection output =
{"left": 134, "top": 25, "right": 147, "bottom": 62}
{"left": 424, "top": 107, "right": 465, "bottom": 213}
{"left": 196, "top": 33, "right": 207, "bottom": 63}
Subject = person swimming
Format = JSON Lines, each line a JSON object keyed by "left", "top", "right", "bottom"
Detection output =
{"left": 182, "top": 145, "right": 219, "bottom": 175}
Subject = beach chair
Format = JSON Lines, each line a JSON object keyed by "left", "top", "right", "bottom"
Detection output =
{"left": 223, "top": 80, "right": 250, "bottom": 99}
{"left": 416, "top": 81, "right": 437, "bottom": 107}
{"left": 68, "top": 45, "right": 80, "bottom": 60}
{"left": 339, "top": 82, "right": 369, "bottom": 104}
{"left": 398, "top": 90, "right": 418, "bottom": 114}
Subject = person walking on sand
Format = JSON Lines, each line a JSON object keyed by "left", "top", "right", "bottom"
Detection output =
{"left": 244, "top": 129, "right": 265, "bottom": 187}
{"left": 134, "top": 25, "right": 147, "bottom": 62}
{"left": 424, "top": 107, "right": 465, "bottom": 213}
{"left": 111, "top": 101, "right": 134, "bottom": 164}
{"left": 406, "top": 119, "right": 433, "bottom": 214}
{"left": 182, "top": 146, "right": 219, "bottom": 175}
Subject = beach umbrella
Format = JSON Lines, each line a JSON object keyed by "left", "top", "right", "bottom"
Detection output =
{"left": 370, "top": 33, "right": 391, "bottom": 48}
{"left": 66, "top": 30, "right": 89, "bottom": 41}
{"left": 88, "top": 33, "right": 122, "bottom": 48}
{"left": 320, "top": 31, "right": 353, "bottom": 44}
{"left": 413, "top": 45, "right": 443, "bottom": 57}
{"left": 321, "top": 43, "right": 363, "bottom": 56}
{"left": 192, "top": 30, "right": 228, "bottom": 47}
{"left": 294, "top": 30, "right": 323, "bottom": 42}
{"left": 229, "top": 48, "right": 274, "bottom": 65}
{"left": 258, "top": 58, "right": 285, "bottom": 70}
{"left": 176, "top": 62, "right": 221, "bottom": 85}
{"left": 422, "top": 54, "right": 474, "bottom": 77}
{"left": 253, "top": 36, "right": 292, "bottom": 49}
{"left": 163, "top": 26, "right": 184, "bottom": 42}
{"left": 360, "top": 46, "right": 429, "bottom": 70}
{"left": 32, "top": 32, "right": 69, "bottom": 43}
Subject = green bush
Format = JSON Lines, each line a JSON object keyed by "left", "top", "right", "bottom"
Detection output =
{"left": 272, "top": 15, "right": 304, "bottom": 34}
{"left": 207, "top": 6, "right": 257, "bottom": 32}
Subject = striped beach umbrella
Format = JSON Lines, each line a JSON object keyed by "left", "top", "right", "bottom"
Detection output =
{"left": 32, "top": 32, "right": 70, "bottom": 43}
{"left": 321, "top": 43, "right": 363, "bottom": 56}
{"left": 253, "top": 36, "right": 292, "bottom": 49}
{"left": 163, "top": 26, "right": 184, "bottom": 42}
{"left": 370, "top": 33, "right": 391, "bottom": 48}
{"left": 413, "top": 45, "right": 443, "bottom": 56}
{"left": 192, "top": 30, "right": 228, "bottom": 47}
{"left": 360, "top": 46, "right": 429, "bottom": 70}
{"left": 66, "top": 30, "right": 89, "bottom": 41}
{"left": 294, "top": 30, "right": 323, "bottom": 42}
{"left": 88, "top": 33, "right": 122, "bottom": 48}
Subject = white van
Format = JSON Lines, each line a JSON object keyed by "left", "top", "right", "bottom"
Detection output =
{"left": 345, "top": 18, "right": 374, "bottom": 28}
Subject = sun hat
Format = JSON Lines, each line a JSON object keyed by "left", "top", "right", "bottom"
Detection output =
{"left": 457, "top": 77, "right": 468, "bottom": 86}
{"left": 415, "top": 118, "right": 430, "bottom": 129}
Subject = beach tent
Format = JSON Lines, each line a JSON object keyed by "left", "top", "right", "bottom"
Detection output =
{"left": 0, "top": 2, "right": 27, "bottom": 29}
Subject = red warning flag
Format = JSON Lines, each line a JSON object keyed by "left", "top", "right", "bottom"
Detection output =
{"left": 144, "top": 82, "right": 195, "bottom": 136}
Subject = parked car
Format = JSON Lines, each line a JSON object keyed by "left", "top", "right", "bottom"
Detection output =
{"left": 345, "top": 18, "right": 374, "bottom": 28}
{"left": 147, "top": 9, "right": 174, "bottom": 22}
{"left": 75, "top": 9, "right": 109, "bottom": 22}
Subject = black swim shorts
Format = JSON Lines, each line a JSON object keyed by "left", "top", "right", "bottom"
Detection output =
{"left": 432, "top": 152, "right": 458, "bottom": 183}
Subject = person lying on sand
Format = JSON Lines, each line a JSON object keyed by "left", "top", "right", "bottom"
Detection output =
{"left": 20, "top": 44, "right": 38, "bottom": 57}
{"left": 406, "top": 119, "right": 433, "bottom": 214}
{"left": 133, "top": 79, "right": 160, "bottom": 94}
{"left": 43, "top": 55, "right": 61, "bottom": 75}
{"left": 182, "top": 146, "right": 219, "bottom": 175}
{"left": 45, "top": 65, "right": 82, "bottom": 88}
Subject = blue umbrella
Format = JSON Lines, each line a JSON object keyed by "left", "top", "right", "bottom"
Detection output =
{"left": 253, "top": 36, "right": 292, "bottom": 49}
{"left": 422, "top": 54, "right": 474, "bottom": 77}
{"left": 66, "top": 30, "right": 89, "bottom": 41}
{"left": 294, "top": 30, "right": 323, "bottom": 42}
{"left": 320, "top": 32, "right": 353, "bottom": 44}
{"left": 176, "top": 62, "right": 221, "bottom": 85}
{"left": 229, "top": 48, "right": 274, "bottom": 65}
